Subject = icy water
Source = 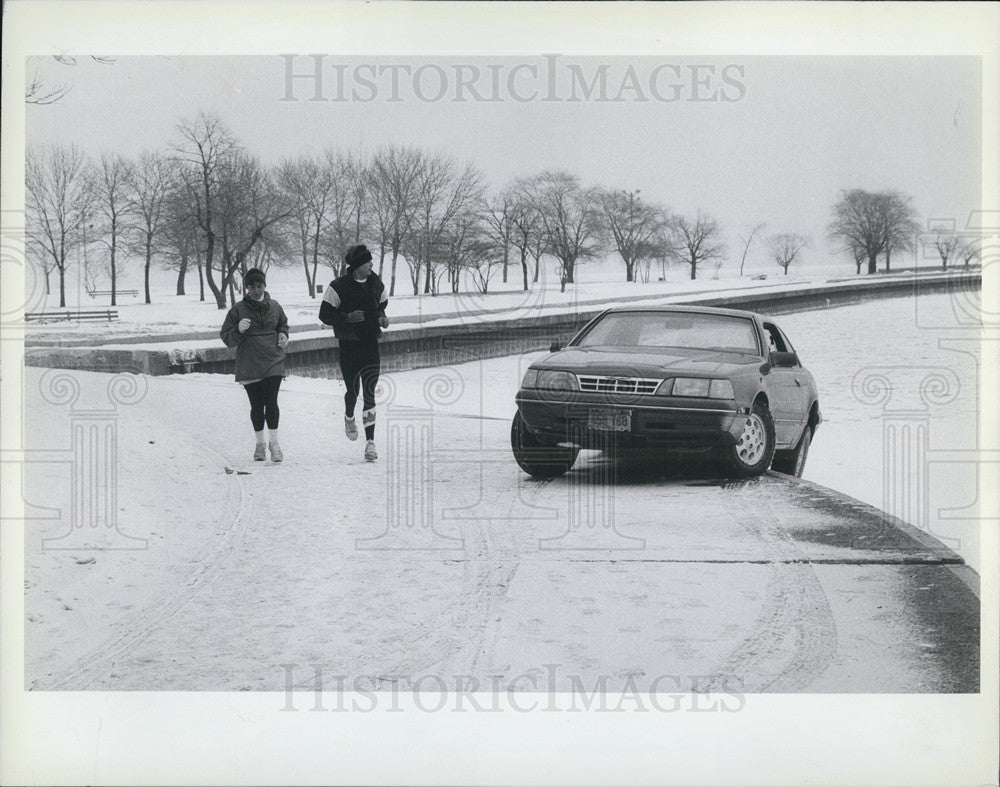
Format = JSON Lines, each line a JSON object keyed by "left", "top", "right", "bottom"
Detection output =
{"left": 776, "top": 292, "right": 984, "bottom": 572}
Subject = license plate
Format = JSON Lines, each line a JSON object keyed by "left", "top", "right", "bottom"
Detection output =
{"left": 588, "top": 409, "right": 631, "bottom": 432}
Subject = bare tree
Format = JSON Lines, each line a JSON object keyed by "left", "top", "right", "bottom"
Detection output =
{"left": 533, "top": 171, "right": 601, "bottom": 291}
{"left": 480, "top": 191, "right": 517, "bottom": 285}
{"left": 368, "top": 145, "right": 422, "bottom": 297}
{"left": 829, "top": 188, "right": 920, "bottom": 274}
{"left": 214, "top": 153, "right": 291, "bottom": 306}
{"left": 596, "top": 189, "right": 666, "bottom": 282}
{"left": 26, "top": 145, "right": 92, "bottom": 307}
{"left": 278, "top": 153, "right": 336, "bottom": 297}
{"left": 160, "top": 193, "right": 203, "bottom": 298}
{"left": 767, "top": 233, "right": 809, "bottom": 275}
{"left": 88, "top": 153, "right": 135, "bottom": 305}
{"left": 932, "top": 231, "right": 962, "bottom": 269}
{"left": 669, "top": 211, "right": 726, "bottom": 281}
{"left": 959, "top": 238, "right": 981, "bottom": 268}
{"left": 171, "top": 112, "right": 239, "bottom": 309}
{"left": 880, "top": 190, "right": 920, "bottom": 271}
{"left": 25, "top": 55, "right": 116, "bottom": 105}
{"left": 403, "top": 154, "right": 483, "bottom": 295}
{"left": 508, "top": 180, "right": 543, "bottom": 290}
{"left": 738, "top": 222, "right": 766, "bottom": 276}
{"left": 125, "top": 152, "right": 174, "bottom": 304}
{"left": 320, "top": 148, "right": 367, "bottom": 278}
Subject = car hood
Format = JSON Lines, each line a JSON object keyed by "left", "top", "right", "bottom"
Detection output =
{"left": 536, "top": 347, "right": 760, "bottom": 377}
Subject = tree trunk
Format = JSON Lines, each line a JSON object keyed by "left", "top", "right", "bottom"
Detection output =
{"left": 109, "top": 224, "right": 118, "bottom": 307}
{"left": 58, "top": 264, "right": 67, "bottom": 307}
{"left": 389, "top": 246, "right": 399, "bottom": 297}
{"left": 689, "top": 257, "right": 697, "bottom": 280}
{"left": 176, "top": 253, "right": 188, "bottom": 295}
{"left": 520, "top": 248, "right": 529, "bottom": 291}
{"left": 502, "top": 245, "right": 509, "bottom": 284}
{"left": 885, "top": 247, "right": 891, "bottom": 272}
{"left": 867, "top": 253, "right": 878, "bottom": 274}
{"left": 144, "top": 234, "right": 153, "bottom": 304}
{"left": 197, "top": 256, "right": 205, "bottom": 301}
{"left": 626, "top": 259, "right": 634, "bottom": 282}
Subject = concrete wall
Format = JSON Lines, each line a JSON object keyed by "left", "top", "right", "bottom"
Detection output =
{"left": 23, "top": 270, "right": 980, "bottom": 377}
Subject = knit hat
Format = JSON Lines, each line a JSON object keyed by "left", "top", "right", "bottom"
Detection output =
{"left": 244, "top": 268, "right": 266, "bottom": 286}
{"left": 345, "top": 244, "right": 373, "bottom": 270}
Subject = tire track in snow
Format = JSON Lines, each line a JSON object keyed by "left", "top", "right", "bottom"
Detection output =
{"left": 45, "top": 432, "right": 254, "bottom": 690}
{"left": 703, "top": 480, "right": 838, "bottom": 692}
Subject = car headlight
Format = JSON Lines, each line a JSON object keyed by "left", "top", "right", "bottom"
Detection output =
{"left": 521, "top": 369, "right": 539, "bottom": 388}
{"left": 535, "top": 370, "right": 578, "bottom": 390}
{"left": 669, "top": 377, "right": 736, "bottom": 399}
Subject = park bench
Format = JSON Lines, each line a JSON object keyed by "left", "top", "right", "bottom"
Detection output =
{"left": 92, "top": 289, "right": 138, "bottom": 298}
{"left": 24, "top": 309, "right": 120, "bottom": 323}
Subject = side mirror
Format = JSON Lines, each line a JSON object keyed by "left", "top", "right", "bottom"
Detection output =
{"left": 770, "top": 350, "right": 799, "bottom": 368}
{"left": 550, "top": 341, "right": 563, "bottom": 353}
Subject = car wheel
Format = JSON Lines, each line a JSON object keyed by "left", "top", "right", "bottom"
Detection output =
{"left": 727, "top": 400, "right": 776, "bottom": 477}
{"left": 510, "top": 411, "right": 579, "bottom": 478}
{"left": 773, "top": 424, "right": 812, "bottom": 478}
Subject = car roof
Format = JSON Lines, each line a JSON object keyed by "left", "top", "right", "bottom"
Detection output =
{"left": 600, "top": 304, "right": 768, "bottom": 321}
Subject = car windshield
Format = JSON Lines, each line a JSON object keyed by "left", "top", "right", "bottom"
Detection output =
{"left": 576, "top": 311, "right": 761, "bottom": 354}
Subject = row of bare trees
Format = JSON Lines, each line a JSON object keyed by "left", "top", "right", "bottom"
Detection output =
{"left": 37, "top": 113, "right": 955, "bottom": 312}
{"left": 827, "top": 188, "right": 980, "bottom": 274}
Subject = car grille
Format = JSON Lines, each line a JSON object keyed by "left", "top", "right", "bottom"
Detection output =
{"left": 577, "top": 375, "right": 662, "bottom": 395}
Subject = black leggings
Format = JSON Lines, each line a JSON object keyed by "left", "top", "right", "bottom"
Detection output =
{"left": 339, "top": 340, "right": 380, "bottom": 422}
{"left": 244, "top": 375, "right": 283, "bottom": 431}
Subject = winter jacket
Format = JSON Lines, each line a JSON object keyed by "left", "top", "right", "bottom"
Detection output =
{"left": 318, "top": 272, "right": 388, "bottom": 342}
{"left": 220, "top": 292, "right": 290, "bottom": 383}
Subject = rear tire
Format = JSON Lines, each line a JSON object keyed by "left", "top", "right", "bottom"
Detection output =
{"left": 773, "top": 424, "right": 812, "bottom": 478}
{"left": 511, "top": 411, "right": 579, "bottom": 478}
{"left": 727, "top": 400, "right": 776, "bottom": 478}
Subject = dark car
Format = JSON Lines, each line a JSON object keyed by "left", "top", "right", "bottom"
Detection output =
{"left": 512, "top": 305, "right": 820, "bottom": 478}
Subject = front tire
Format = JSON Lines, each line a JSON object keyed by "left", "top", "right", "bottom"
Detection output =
{"left": 727, "top": 400, "right": 776, "bottom": 477}
{"left": 511, "top": 411, "right": 579, "bottom": 478}
{"left": 772, "top": 424, "right": 812, "bottom": 478}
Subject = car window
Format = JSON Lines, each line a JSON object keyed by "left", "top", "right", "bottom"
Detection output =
{"left": 763, "top": 324, "right": 788, "bottom": 353}
{"left": 577, "top": 312, "right": 760, "bottom": 354}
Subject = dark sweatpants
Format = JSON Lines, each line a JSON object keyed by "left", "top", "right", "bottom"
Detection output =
{"left": 244, "top": 375, "right": 283, "bottom": 431}
{"left": 339, "top": 339, "right": 380, "bottom": 439}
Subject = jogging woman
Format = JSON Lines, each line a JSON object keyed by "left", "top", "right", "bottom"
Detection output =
{"left": 220, "top": 267, "right": 290, "bottom": 462}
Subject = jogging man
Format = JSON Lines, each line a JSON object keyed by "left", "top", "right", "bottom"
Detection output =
{"left": 319, "top": 244, "right": 389, "bottom": 461}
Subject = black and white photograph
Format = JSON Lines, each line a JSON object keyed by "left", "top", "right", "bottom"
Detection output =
{"left": 2, "top": 2, "right": 997, "bottom": 785}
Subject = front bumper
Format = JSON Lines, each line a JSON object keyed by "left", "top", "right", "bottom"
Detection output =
{"left": 515, "top": 390, "right": 745, "bottom": 452}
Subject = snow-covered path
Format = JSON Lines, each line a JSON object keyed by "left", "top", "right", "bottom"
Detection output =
{"left": 23, "top": 318, "right": 979, "bottom": 692}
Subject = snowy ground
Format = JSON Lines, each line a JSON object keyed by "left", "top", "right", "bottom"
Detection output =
{"left": 19, "top": 290, "right": 983, "bottom": 692}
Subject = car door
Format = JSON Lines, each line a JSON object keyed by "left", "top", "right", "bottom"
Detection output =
{"left": 760, "top": 322, "right": 808, "bottom": 447}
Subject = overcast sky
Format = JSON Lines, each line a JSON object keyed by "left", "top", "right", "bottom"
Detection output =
{"left": 25, "top": 53, "right": 982, "bottom": 269}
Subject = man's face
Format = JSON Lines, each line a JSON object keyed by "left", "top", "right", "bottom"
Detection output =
{"left": 354, "top": 261, "right": 373, "bottom": 277}
{"left": 246, "top": 280, "right": 266, "bottom": 298}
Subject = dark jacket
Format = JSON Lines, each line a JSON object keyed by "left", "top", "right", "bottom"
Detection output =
{"left": 220, "top": 292, "right": 290, "bottom": 383}
{"left": 318, "top": 272, "right": 388, "bottom": 342}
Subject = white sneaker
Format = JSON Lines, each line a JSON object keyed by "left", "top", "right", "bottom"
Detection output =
{"left": 344, "top": 417, "right": 358, "bottom": 441}
{"left": 269, "top": 441, "right": 283, "bottom": 463}
{"left": 364, "top": 440, "right": 377, "bottom": 462}
{"left": 253, "top": 443, "right": 267, "bottom": 461}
